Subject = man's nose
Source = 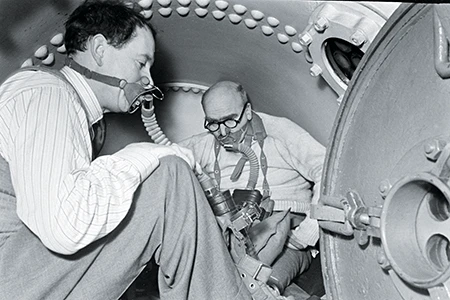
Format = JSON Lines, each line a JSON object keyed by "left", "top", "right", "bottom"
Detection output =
{"left": 141, "top": 68, "right": 154, "bottom": 86}
{"left": 219, "top": 124, "right": 228, "bottom": 136}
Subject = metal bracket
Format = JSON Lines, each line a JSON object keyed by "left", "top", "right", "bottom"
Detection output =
{"left": 343, "top": 190, "right": 382, "bottom": 245}
{"left": 313, "top": 191, "right": 382, "bottom": 245}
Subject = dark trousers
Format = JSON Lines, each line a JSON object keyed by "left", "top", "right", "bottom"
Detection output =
{"left": 0, "top": 156, "right": 251, "bottom": 300}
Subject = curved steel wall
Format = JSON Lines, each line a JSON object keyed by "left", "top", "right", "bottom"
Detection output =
{"left": 320, "top": 4, "right": 450, "bottom": 299}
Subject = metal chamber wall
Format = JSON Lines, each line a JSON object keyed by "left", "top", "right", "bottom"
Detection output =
{"left": 5, "top": 1, "right": 445, "bottom": 300}
{"left": 319, "top": 4, "right": 450, "bottom": 300}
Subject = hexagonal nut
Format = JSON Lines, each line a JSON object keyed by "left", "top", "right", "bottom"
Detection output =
{"left": 314, "top": 17, "right": 329, "bottom": 33}
{"left": 350, "top": 30, "right": 367, "bottom": 47}
{"left": 310, "top": 64, "right": 322, "bottom": 77}
{"left": 298, "top": 32, "right": 313, "bottom": 47}
{"left": 424, "top": 139, "right": 447, "bottom": 161}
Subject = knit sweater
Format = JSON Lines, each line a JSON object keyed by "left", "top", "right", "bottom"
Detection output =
{"left": 180, "top": 112, "right": 326, "bottom": 247}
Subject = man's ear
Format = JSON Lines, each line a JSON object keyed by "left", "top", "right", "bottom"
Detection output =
{"left": 89, "top": 34, "right": 108, "bottom": 66}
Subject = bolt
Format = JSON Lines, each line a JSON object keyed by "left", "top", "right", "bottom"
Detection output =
{"left": 378, "top": 179, "right": 392, "bottom": 198}
{"left": 314, "top": 17, "right": 329, "bottom": 33}
{"left": 298, "top": 32, "right": 313, "bottom": 47}
{"left": 358, "top": 213, "right": 370, "bottom": 225}
{"left": 350, "top": 30, "right": 367, "bottom": 47}
{"left": 310, "top": 64, "right": 322, "bottom": 77}
{"left": 377, "top": 249, "right": 392, "bottom": 270}
{"left": 424, "top": 139, "right": 447, "bottom": 161}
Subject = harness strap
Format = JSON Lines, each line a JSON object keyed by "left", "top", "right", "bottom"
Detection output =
{"left": 11, "top": 66, "right": 104, "bottom": 156}
{"left": 213, "top": 112, "right": 270, "bottom": 198}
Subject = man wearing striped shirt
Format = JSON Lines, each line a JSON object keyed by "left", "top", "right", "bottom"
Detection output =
{"left": 0, "top": 1, "right": 251, "bottom": 299}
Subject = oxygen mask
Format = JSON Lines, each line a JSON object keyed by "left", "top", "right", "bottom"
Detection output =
{"left": 124, "top": 78, "right": 164, "bottom": 114}
{"left": 218, "top": 130, "right": 245, "bottom": 148}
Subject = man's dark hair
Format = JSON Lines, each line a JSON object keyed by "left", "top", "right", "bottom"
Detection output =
{"left": 64, "top": 0, "right": 155, "bottom": 55}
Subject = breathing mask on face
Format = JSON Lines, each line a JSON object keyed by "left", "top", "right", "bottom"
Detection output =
{"left": 66, "top": 58, "right": 164, "bottom": 113}
{"left": 218, "top": 127, "right": 247, "bottom": 147}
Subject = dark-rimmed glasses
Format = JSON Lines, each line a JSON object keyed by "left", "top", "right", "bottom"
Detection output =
{"left": 204, "top": 102, "right": 249, "bottom": 132}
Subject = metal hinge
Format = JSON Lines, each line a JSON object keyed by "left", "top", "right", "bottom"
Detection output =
{"left": 311, "top": 190, "right": 382, "bottom": 246}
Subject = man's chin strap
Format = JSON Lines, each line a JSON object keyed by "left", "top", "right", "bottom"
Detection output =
{"left": 65, "top": 58, "right": 152, "bottom": 113}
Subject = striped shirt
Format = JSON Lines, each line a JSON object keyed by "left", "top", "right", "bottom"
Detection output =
{"left": 0, "top": 66, "right": 159, "bottom": 255}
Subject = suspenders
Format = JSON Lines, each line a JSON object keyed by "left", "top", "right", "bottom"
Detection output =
{"left": 10, "top": 66, "right": 104, "bottom": 156}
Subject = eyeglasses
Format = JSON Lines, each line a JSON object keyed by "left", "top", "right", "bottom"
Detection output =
{"left": 204, "top": 102, "right": 249, "bottom": 132}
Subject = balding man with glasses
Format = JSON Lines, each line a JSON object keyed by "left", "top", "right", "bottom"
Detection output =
{"left": 180, "top": 80, "right": 326, "bottom": 299}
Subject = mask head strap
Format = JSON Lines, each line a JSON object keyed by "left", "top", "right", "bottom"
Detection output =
{"left": 65, "top": 58, "right": 164, "bottom": 114}
{"left": 66, "top": 57, "right": 124, "bottom": 88}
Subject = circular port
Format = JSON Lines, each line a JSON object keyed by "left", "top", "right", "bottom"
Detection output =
{"left": 427, "top": 234, "right": 450, "bottom": 272}
{"left": 324, "top": 38, "right": 364, "bottom": 84}
{"left": 427, "top": 189, "right": 450, "bottom": 221}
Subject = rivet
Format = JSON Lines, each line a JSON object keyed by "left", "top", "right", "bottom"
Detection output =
{"left": 57, "top": 44, "right": 67, "bottom": 54}
{"left": 171, "top": 86, "right": 180, "bottom": 92}
{"left": 138, "top": 0, "right": 153, "bottom": 9}
{"left": 233, "top": 4, "right": 247, "bottom": 15}
{"left": 50, "top": 33, "right": 64, "bottom": 46}
{"left": 215, "top": 0, "right": 228, "bottom": 10}
{"left": 285, "top": 25, "right": 297, "bottom": 36}
{"left": 291, "top": 42, "right": 303, "bottom": 53}
{"left": 212, "top": 10, "right": 226, "bottom": 20}
{"left": 250, "top": 10, "right": 264, "bottom": 21}
{"left": 177, "top": 0, "right": 191, "bottom": 6}
{"left": 195, "top": 8, "right": 208, "bottom": 17}
{"left": 158, "top": 7, "right": 173, "bottom": 17}
{"left": 277, "top": 33, "right": 289, "bottom": 44}
{"left": 244, "top": 19, "right": 258, "bottom": 29}
{"left": 176, "top": 7, "right": 190, "bottom": 16}
{"left": 119, "top": 80, "right": 128, "bottom": 89}
{"left": 378, "top": 179, "right": 392, "bottom": 198}
{"left": 192, "top": 88, "right": 200, "bottom": 94}
{"left": 34, "top": 45, "right": 49, "bottom": 59}
{"left": 41, "top": 53, "right": 55, "bottom": 66}
{"left": 195, "top": 0, "right": 210, "bottom": 8}
{"left": 267, "top": 16, "right": 279, "bottom": 27}
{"left": 261, "top": 25, "right": 273, "bottom": 36}
{"left": 377, "top": 249, "right": 391, "bottom": 270}
{"left": 141, "top": 9, "right": 153, "bottom": 19}
{"left": 21, "top": 58, "right": 34, "bottom": 68}
{"left": 157, "top": 0, "right": 172, "bottom": 7}
{"left": 228, "top": 14, "right": 242, "bottom": 24}
{"left": 182, "top": 86, "right": 190, "bottom": 92}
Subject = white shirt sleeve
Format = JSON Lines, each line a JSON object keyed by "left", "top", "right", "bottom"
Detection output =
{"left": 7, "top": 84, "right": 159, "bottom": 255}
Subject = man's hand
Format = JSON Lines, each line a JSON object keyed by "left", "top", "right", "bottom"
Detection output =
{"left": 125, "top": 142, "right": 197, "bottom": 170}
